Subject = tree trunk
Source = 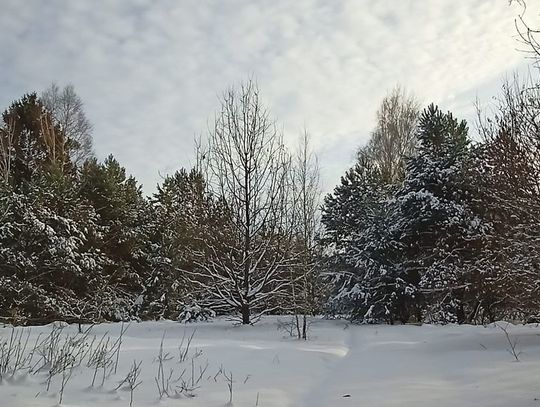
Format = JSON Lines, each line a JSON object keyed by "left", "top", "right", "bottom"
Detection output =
{"left": 241, "top": 303, "right": 250, "bottom": 325}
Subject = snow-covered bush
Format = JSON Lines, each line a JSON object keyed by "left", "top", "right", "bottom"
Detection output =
{"left": 177, "top": 303, "right": 215, "bottom": 323}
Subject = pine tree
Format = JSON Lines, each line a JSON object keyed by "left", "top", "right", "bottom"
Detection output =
{"left": 78, "top": 155, "right": 151, "bottom": 319}
{"left": 0, "top": 95, "right": 103, "bottom": 323}
{"left": 0, "top": 170, "right": 106, "bottom": 323}
{"left": 390, "top": 105, "right": 487, "bottom": 323}
{"left": 321, "top": 88, "right": 420, "bottom": 323}
{"left": 321, "top": 150, "right": 397, "bottom": 322}
{"left": 141, "top": 169, "right": 217, "bottom": 320}
{"left": 322, "top": 105, "right": 487, "bottom": 324}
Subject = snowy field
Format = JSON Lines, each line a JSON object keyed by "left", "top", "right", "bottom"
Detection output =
{"left": 1, "top": 317, "right": 540, "bottom": 407}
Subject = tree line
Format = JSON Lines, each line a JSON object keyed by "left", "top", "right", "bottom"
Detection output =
{"left": 321, "top": 15, "right": 540, "bottom": 324}
{"left": 322, "top": 84, "right": 540, "bottom": 324}
{"left": 2, "top": 12, "right": 540, "bottom": 326}
{"left": 0, "top": 81, "right": 324, "bottom": 325}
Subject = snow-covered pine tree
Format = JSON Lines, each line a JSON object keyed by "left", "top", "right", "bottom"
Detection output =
{"left": 0, "top": 94, "right": 107, "bottom": 324}
{"left": 142, "top": 168, "right": 219, "bottom": 320}
{"left": 78, "top": 155, "right": 152, "bottom": 320}
{"left": 0, "top": 153, "right": 106, "bottom": 323}
{"left": 390, "top": 104, "right": 488, "bottom": 323}
{"left": 322, "top": 88, "right": 421, "bottom": 324}
{"left": 321, "top": 149, "right": 401, "bottom": 322}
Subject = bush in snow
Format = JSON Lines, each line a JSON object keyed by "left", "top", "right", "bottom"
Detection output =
{"left": 177, "top": 302, "right": 216, "bottom": 323}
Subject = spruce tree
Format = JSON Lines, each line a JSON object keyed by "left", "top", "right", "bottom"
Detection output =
{"left": 390, "top": 105, "right": 486, "bottom": 323}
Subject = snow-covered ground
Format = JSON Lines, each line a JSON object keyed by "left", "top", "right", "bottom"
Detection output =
{"left": 1, "top": 317, "right": 540, "bottom": 407}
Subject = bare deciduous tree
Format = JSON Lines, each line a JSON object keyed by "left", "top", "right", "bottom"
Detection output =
{"left": 192, "top": 80, "right": 293, "bottom": 324}
{"left": 293, "top": 130, "right": 321, "bottom": 252}
{"left": 477, "top": 75, "right": 540, "bottom": 192}
{"left": 366, "top": 86, "right": 420, "bottom": 184}
{"left": 39, "top": 109, "right": 67, "bottom": 172}
{"left": 41, "top": 83, "right": 94, "bottom": 166}
{"left": 473, "top": 75, "right": 540, "bottom": 319}
{"left": 512, "top": 0, "right": 540, "bottom": 64}
{"left": 289, "top": 130, "right": 322, "bottom": 339}
{"left": 0, "top": 115, "right": 15, "bottom": 185}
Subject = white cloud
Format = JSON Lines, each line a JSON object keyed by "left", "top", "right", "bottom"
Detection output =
{"left": 0, "top": 0, "right": 538, "bottom": 193}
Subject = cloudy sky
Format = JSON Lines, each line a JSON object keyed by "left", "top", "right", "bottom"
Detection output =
{"left": 1, "top": 0, "right": 538, "bottom": 194}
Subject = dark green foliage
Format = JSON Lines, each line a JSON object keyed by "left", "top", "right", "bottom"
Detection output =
{"left": 321, "top": 152, "right": 391, "bottom": 320}
{"left": 390, "top": 105, "right": 481, "bottom": 323}
{"left": 323, "top": 98, "right": 540, "bottom": 325}
{"left": 4, "top": 78, "right": 540, "bottom": 327}
{"left": 0, "top": 172, "right": 107, "bottom": 322}
{"left": 78, "top": 155, "right": 152, "bottom": 309}
{"left": 140, "top": 169, "right": 221, "bottom": 320}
